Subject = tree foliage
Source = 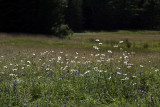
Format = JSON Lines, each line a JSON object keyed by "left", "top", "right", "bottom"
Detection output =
{"left": 0, "top": 0, "right": 160, "bottom": 36}
{"left": 0, "top": 0, "right": 65, "bottom": 34}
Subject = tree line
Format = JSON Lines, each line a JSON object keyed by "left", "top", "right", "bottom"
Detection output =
{"left": 0, "top": 0, "right": 160, "bottom": 36}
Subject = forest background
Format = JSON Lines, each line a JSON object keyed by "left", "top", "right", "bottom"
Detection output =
{"left": 0, "top": 0, "right": 160, "bottom": 37}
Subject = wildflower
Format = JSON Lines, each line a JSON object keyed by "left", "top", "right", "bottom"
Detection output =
{"left": 109, "top": 76, "right": 111, "bottom": 80}
{"left": 139, "top": 71, "right": 141, "bottom": 76}
{"left": 38, "top": 76, "right": 42, "bottom": 79}
{"left": 1, "top": 56, "right": 4, "bottom": 58}
{"left": 132, "top": 75, "right": 136, "bottom": 78}
{"left": 124, "top": 61, "right": 128, "bottom": 65}
{"left": 95, "top": 39, "right": 100, "bottom": 42}
{"left": 9, "top": 74, "right": 17, "bottom": 77}
{"left": 101, "top": 54, "right": 105, "bottom": 56}
{"left": 71, "top": 60, "right": 75, "bottom": 63}
{"left": 36, "top": 102, "right": 38, "bottom": 107}
{"left": 75, "top": 56, "right": 78, "bottom": 59}
{"left": 0, "top": 78, "right": 3, "bottom": 82}
{"left": 12, "top": 68, "right": 18, "bottom": 72}
{"left": 33, "top": 53, "right": 36, "bottom": 56}
{"left": 132, "top": 83, "right": 137, "bottom": 86}
{"left": 113, "top": 45, "right": 118, "bottom": 48}
{"left": 123, "top": 74, "right": 127, "bottom": 76}
{"left": 13, "top": 82, "right": 17, "bottom": 90}
{"left": 131, "top": 52, "right": 136, "bottom": 55}
{"left": 87, "top": 64, "right": 89, "bottom": 69}
{"left": 93, "top": 46, "right": 99, "bottom": 50}
{"left": 106, "top": 58, "right": 111, "bottom": 62}
{"left": 95, "top": 54, "right": 100, "bottom": 56}
{"left": 98, "top": 70, "right": 103, "bottom": 72}
{"left": 99, "top": 42, "right": 103, "bottom": 45}
{"left": 117, "top": 72, "right": 121, "bottom": 75}
{"left": 60, "top": 52, "right": 63, "bottom": 54}
{"left": 22, "top": 72, "right": 25, "bottom": 76}
{"left": 16, "top": 78, "right": 22, "bottom": 83}
{"left": 4, "top": 66, "right": 7, "bottom": 69}
{"left": 116, "top": 67, "right": 121, "bottom": 70}
{"left": 97, "top": 60, "right": 101, "bottom": 62}
{"left": 22, "top": 94, "right": 25, "bottom": 99}
{"left": 150, "top": 95, "right": 153, "bottom": 103}
{"left": 27, "top": 61, "right": 31, "bottom": 64}
{"left": 108, "top": 50, "right": 112, "bottom": 54}
{"left": 58, "top": 56, "right": 61, "bottom": 61}
{"left": 155, "top": 69, "right": 159, "bottom": 72}
{"left": 82, "top": 57, "right": 85, "bottom": 59}
{"left": 140, "top": 65, "right": 144, "bottom": 68}
{"left": 120, "top": 48, "right": 123, "bottom": 50}
{"left": 137, "top": 86, "right": 141, "bottom": 90}
{"left": 127, "top": 66, "right": 132, "bottom": 69}
{"left": 84, "top": 70, "right": 90, "bottom": 74}
{"left": 46, "top": 68, "right": 50, "bottom": 71}
{"left": 124, "top": 56, "right": 128, "bottom": 59}
{"left": 119, "top": 41, "right": 124, "bottom": 44}
{"left": 121, "top": 77, "right": 129, "bottom": 80}
{"left": 139, "top": 93, "right": 143, "bottom": 98}
{"left": 24, "top": 101, "right": 29, "bottom": 103}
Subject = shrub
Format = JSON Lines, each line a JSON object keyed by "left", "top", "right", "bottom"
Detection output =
{"left": 125, "top": 39, "right": 131, "bottom": 49}
{"left": 143, "top": 43, "right": 149, "bottom": 49}
{"left": 52, "top": 24, "right": 73, "bottom": 38}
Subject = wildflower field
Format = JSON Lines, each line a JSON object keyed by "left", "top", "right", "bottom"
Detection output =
{"left": 0, "top": 31, "right": 160, "bottom": 106}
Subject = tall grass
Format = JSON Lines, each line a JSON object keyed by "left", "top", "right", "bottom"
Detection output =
{"left": 0, "top": 38, "right": 160, "bottom": 106}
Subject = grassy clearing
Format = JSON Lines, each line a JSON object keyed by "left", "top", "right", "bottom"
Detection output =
{"left": 0, "top": 31, "right": 160, "bottom": 106}
{"left": 1, "top": 31, "right": 160, "bottom": 52}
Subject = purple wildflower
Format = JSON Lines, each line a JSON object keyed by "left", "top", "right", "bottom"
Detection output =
{"left": 24, "top": 100, "right": 29, "bottom": 103}
{"left": 22, "top": 94, "right": 25, "bottom": 99}
{"left": 139, "top": 93, "right": 143, "bottom": 98}
{"left": 36, "top": 102, "right": 38, "bottom": 107}
{"left": 87, "top": 64, "right": 89, "bottom": 69}
{"left": 88, "top": 88, "right": 90, "bottom": 93}
{"left": 104, "top": 88, "right": 106, "bottom": 92}
{"left": 150, "top": 95, "right": 153, "bottom": 103}
{"left": 139, "top": 71, "right": 141, "bottom": 76}
{"left": 137, "top": 86, "right": 141, "bottom": 90}
{"left": 13, "top": 82, "right": 17, "bottom": 90}
{"left": 0, "top": 78, "right": 3, "bottom": 82}
{"left": 22, "top": 72, "right": 25, "bottom": 76}
{"left": 128, "top": 93, "right": 133, "bottom": 97}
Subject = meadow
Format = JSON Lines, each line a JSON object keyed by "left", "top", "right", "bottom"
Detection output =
{"left": 0, "top": 31, "right": 160, "bottom": 106}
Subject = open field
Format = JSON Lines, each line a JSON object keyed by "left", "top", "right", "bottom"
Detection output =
{"left": 0, "top": 31, "right": 160, "bottom": 106}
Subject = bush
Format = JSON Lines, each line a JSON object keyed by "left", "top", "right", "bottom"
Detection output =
{"left": 52, "top": 24, "right": 73, "bottom": 38}
{"left": 143, "top": 43, "right": 149, "bottom": 49}
{"left": 125, "top": 39, "right": 131, "bottom": 49}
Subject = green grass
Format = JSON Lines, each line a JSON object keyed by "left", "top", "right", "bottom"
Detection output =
{"left": 0, "top": 44, "right": 160, "bottom": 106}
{"left": 1, "top": 32, "right": 160, "bottom": 52}
{"left": 0, "top": 31, "right": 160, "bottom": 106}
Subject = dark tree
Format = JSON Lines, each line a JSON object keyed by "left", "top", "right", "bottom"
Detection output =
{"left": 65, "top": 0, "right": 83, "bottom": 31}
{"left": 0, "top": 0, "right": 64, "bottom": 35}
